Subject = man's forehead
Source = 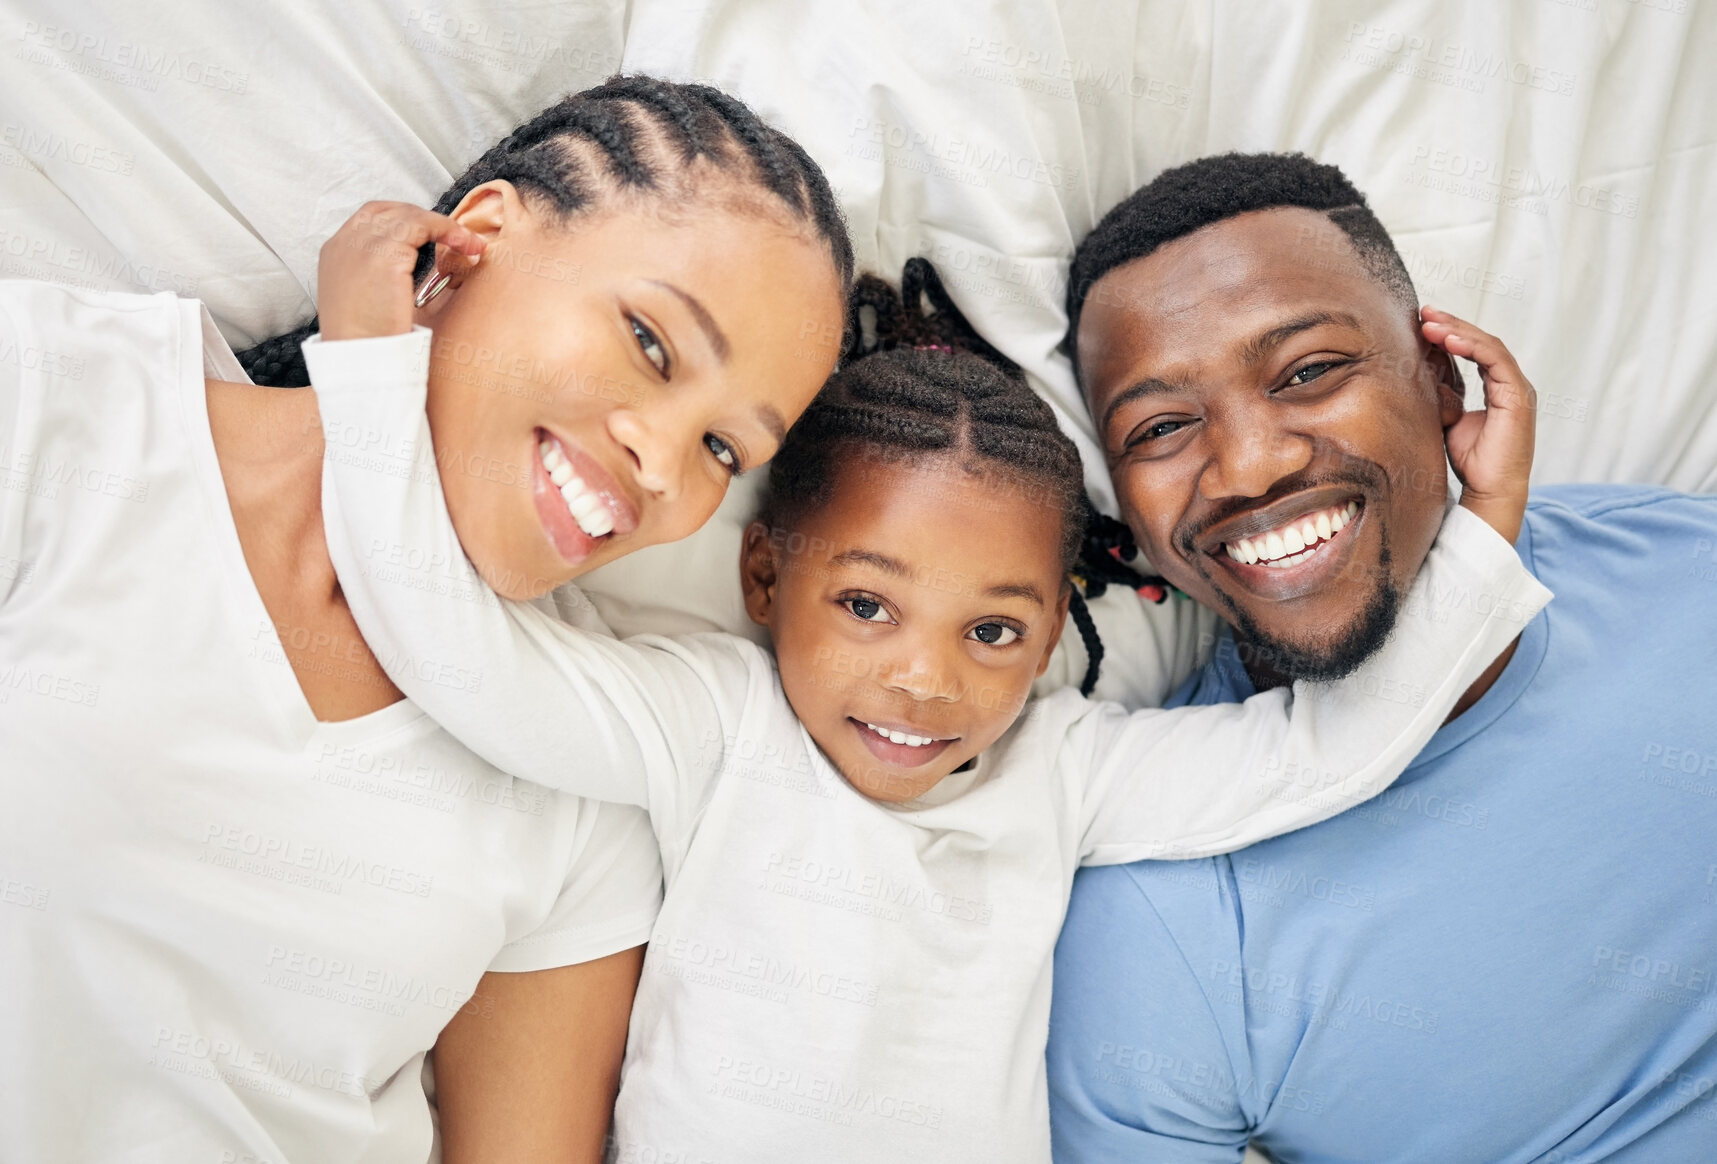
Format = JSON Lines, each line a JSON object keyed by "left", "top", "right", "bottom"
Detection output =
{"left": 1077, "top": 208, "right": 1385, "bottom": 397}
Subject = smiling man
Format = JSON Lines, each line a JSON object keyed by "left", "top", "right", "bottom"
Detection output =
{"left": 1046, "top": 154, "right": 1717, "bottom": 1162}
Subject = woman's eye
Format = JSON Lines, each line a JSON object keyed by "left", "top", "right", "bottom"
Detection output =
{"left": 704, "top": 434, "right": 740, "bottom": 474}
{"left": 1286, "top": 360, "right": 1340, "bottom": 387}
{"left": 843, "top": 597, "right": 891, "bottom": 623}
{"left": 970, "top": 622, "right": 1020, "bottom": 646}
{"left": 631, "top": 319, "right": 668, "bottom": 375}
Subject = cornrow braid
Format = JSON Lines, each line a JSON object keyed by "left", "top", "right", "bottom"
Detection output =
{"left": 238, "top": 74, "right": 854, "bottom": 387}
{"left": 765, "top": 258, "right": 1123, "bottom": 695}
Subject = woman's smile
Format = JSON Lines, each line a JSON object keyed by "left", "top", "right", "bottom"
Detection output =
{"left": 532, "top": 428, "right": 639, "bottom": 565}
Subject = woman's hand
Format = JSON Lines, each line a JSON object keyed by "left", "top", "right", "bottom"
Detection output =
{"left": 317, "top": 201, "right": 485, "bottom": 341}
{"left": 1421, "top": 306, "right": 1537, "bottom": 544}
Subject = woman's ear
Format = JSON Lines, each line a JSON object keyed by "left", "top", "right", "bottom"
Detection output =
{"left": 413, "top": 182, "right": 516, "bottom": 327}
{"left": 740, "top": 520, "right": 780, "bottom": 627}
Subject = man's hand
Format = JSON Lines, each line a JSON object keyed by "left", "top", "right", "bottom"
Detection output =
{"left": 316, "top": 201, "right": 485, "bottom": 341}
{"left": 1421, "top": 306, "right": 1537, "bottom": 544}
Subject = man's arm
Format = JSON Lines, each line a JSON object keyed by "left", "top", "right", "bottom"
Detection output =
{"left": 1049, "top": 863, "right": 1252, "bottom": 1161}
{"left": 435, "top": 947, "right": 644, "bottom": 1164}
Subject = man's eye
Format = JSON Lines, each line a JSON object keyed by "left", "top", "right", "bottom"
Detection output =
{"left": 970, "top": 622, "right": 1020, "bottom": 646}
{"left": 843, "top": 597, "right": 891, "bottom": 623}
{"left": 631, "top": 318, "right": 668, "bottom": 374}
{"left": 705, "top": 434, "right": 740, "bottom": 474}
{"left": 1286, "top": 361, "right": 1340, "bottom": 387}
{"left": 1144, "top": 419, "right": 1187, "bottom": 441}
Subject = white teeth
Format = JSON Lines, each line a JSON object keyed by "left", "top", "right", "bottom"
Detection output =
{"left": 865, "top": 723, "right": 936, "bottom": 748}
{"left": 540, "top": 436, "right": 615, "bottom": 538}
{"left": 1222, "top": 502, "right": 1360, "bottom": 566}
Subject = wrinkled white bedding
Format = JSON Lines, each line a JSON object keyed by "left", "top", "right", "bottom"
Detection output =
{"left": 2, "top": 0, "right": 1711, "bottom": 699}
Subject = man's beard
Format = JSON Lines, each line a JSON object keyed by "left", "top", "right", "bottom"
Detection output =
{"left": 1227, "top": 537, "right": 1402, "bottom": 685}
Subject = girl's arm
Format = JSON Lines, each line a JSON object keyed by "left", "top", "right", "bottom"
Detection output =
{"left": 1074, "top": 505, "right": 1550, "bottom": 863}
{"left": 305, "top": 329, "right": 748, "bottom": 811}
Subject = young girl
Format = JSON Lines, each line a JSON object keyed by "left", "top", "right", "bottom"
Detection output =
{"left": 0, "top": 78, "right": 855, "bottom": 1164}
{"left": 309, "top": 250, "right": 1548, "bottom": 1158}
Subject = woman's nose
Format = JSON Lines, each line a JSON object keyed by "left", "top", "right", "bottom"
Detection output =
{"left": 606, "top": 407, "right": 686, "bottom": 500}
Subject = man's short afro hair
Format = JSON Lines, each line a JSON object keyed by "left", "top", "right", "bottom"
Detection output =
{"left": 1064, "top": 152, "right": 1417, "bottom": 378}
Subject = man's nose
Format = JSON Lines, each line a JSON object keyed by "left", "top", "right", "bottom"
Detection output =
{"left": 1197, "top": 412, "right": 1313, "bottom": 502}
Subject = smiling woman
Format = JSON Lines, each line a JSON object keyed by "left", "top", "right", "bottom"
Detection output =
{"left": 0, "top": 75, "right": 856, "bottom": 1164}
{"left": 248, "top": 76, "right": 852, "bottom": 596}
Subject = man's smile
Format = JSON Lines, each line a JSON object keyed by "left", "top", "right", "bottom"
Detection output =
{"left": 1191, "top": 486, "right": 1372, "bottom": 604}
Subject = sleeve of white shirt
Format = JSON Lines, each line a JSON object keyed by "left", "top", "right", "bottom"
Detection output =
{"left": 488, "top": 799, "right": 663, "bottom": 973}
{"left": 1072, "top": 506, "right": 1553, "bottom": 864}
{"left": 303, "top": 328, "right": 745, "bottom": 823}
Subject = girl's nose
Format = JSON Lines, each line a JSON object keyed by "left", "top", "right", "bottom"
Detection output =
{"left": 881, "top": 645, "right": 960, "bottom": 704}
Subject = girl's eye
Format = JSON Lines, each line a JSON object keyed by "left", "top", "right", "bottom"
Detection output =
{"left": 970, "top": 622, "right": 1020, "bottom": 646}
{"left": 631, "top": 319, "right": 668, "bottom": 375}
{"left": 843, "top": 596, "right": 892, "bottom": 624}
{"left": 704, "top": 434, "right": 740, "bottom": 475}
{"left": 1286, "top": 360, "right": 1340, "bottom": 387}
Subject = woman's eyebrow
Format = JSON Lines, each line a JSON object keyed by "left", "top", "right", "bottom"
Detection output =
{"left": 646, "top": 279, "right": 730, "bottom": 362}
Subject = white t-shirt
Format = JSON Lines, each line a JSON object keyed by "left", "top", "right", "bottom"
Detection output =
{"left": 0, "top": 283, "right": 663, "bottom": 1164}
{"left": 308, "top": 329, "right": 1551, "bottom": 1162}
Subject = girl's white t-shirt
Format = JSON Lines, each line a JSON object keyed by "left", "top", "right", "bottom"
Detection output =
{"left": 0, "top": 284, "right": 663, "bottom": 1164}
{"left": 308, "top": 329, "right": 1551, "bottom": 1162}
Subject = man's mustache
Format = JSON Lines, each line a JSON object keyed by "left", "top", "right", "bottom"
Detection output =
{"left": 1174, "top": 460, "right": 1390, "bottom": 560}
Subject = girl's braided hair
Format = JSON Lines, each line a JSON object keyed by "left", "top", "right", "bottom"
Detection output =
{"left": 762, "top": 257, "right": 1164, "bottom": 696}
{"left": 238, "top": 74, "right": 854, "bottom": 387}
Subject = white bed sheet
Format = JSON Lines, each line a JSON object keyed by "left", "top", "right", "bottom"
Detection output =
{"left": 2, "top": 0, "right": 1711, "bottom": 695}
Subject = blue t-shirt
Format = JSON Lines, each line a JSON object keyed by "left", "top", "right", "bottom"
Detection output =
{"left": 1047, "top": 486, "right": 1717, "bottom": 1163}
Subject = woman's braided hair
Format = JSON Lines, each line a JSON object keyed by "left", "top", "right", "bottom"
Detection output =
{"left": 762, "top": 257, "right": 1160, "bottom": 696}
{"left": 238, "top": 74, "right": 854, "bottom": 387}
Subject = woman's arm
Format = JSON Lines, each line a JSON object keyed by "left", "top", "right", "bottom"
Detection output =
{"left": 434, "top": 947, "right": 644, "bottom": 1164}
{"left": 1075, "top": 505, "right": 1552, "bottom": 863}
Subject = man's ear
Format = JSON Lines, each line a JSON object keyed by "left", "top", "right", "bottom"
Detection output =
{"left": 1426, "top": 337, "right": 1466, "bottom": 429}
{"left": 740, "top": 521, "right": 780, "bottom": 628}
{"left": 1035, "top": 585, "right": 1074, "bottom": 679}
